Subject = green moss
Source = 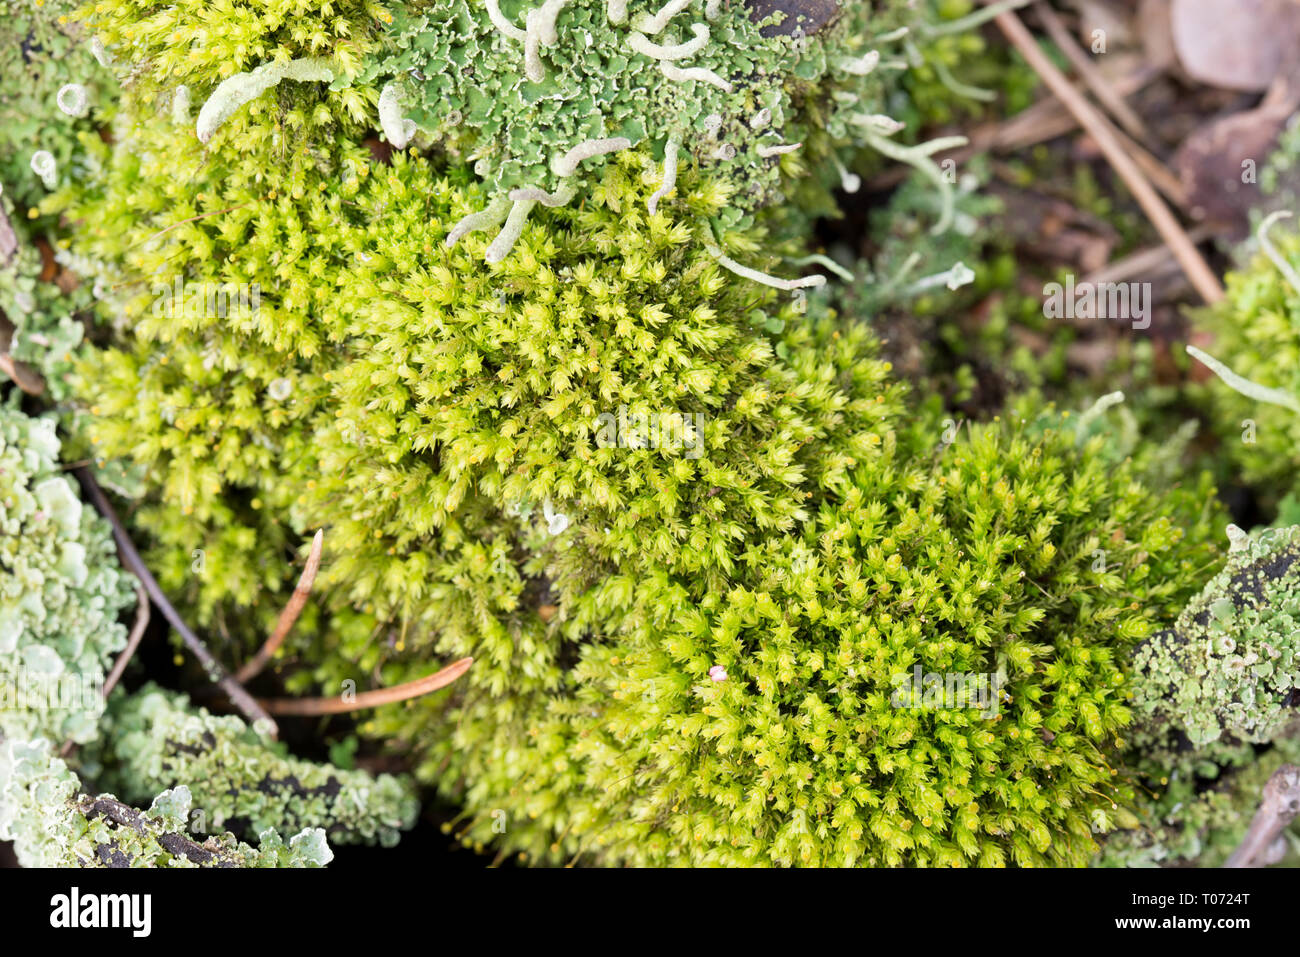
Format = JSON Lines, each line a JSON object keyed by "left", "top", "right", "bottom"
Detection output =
{"left": 37, "top": 0, "right": 1237, "bottom": 869}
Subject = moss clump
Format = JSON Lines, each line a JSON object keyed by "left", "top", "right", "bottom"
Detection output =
{"left": 89, "top": 685, "right": 419, "bottom": 848}
{"left": 54, "top": 94, "right": 1226, "bottom": 865}
{"left": 431, "top": 402, "right": 1222, "bottom": 867}
{"left": 41, "top": 0, "right": 1234, "bottom": 869}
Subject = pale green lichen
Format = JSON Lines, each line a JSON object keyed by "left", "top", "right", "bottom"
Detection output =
{"left": 0, "top": 402, "right": 133, "bottom": 745}
{"left": 0, "top": 737, "right": 332, "bottom": 867}
{"left": 1131, "top": 524, "right": 1300, "bottom": 748}
{"left": 348, "top": 0, "right": 935, "bottom": 262}
{"left": 90, "top": 685, "right": 420, "bottom": 848}
{"left": 1101, "top": 726, "right": 1300, "bottom": 868}
{"left": 1, "top": 0, "right": 117, "bottom": 206}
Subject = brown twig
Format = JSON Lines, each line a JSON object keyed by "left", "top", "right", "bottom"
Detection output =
{"left": 103, "top": 579, "right": 150, "bottom": 698}
{"left": 1106, "top": 122, "right": 1187, "bottom": 209}
{"left": 1034, "top": 2, "right": 1148, "bottom": 142}
{"left": 73, "top": 466, "right": 278, "bottom": 735}
{"left": 1082, "top": 225, "right": 1216, "bottom": 287}
{"left": 259, "top": 657, "right": 474, "bottom": 716}
{"left": 862, "top": 63, "right": 1162, "bottom": 194}
{"left": 1225, "top": 764, "right": 1300, "bottom": 868}
{"left": 987, "top": 1, "right": 1224, "bottom": 304}
{"left": 129, "top": 199, "right": 257, "bottom": 251}
{"left": 234, "top": 529, "right": 324, "bottom": 684}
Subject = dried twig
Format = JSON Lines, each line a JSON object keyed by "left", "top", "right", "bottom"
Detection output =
{"left": 234, "top": 529, "right": 324, "bottom": 684}
{"left": 103, "top": 579, "right": 151, "bottom": 698}
{"left": 1106, "top": 122, "right": 1186, "bottom": 209}
{"left": 73, "top": 467, "right": 278, "bottom": 735}
{"left": 129, "top": 199, "right": 257, "bottom": 251}
{"left": 987, "top": 1, "right": 1224, "bottom": 304}
{"left": 1225, "top": 764, "right": 1300, "bottom": 868}
{"left": 1082, "top": 225, "right": 1216, "bottom": 287}
{"left": 259, "top": 657, "right": 474, "bottom": 716}
{"left": 1034, "top": 2, "right": 1148, "bottom": 142}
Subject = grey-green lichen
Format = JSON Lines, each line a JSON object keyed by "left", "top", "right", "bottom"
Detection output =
{"left": 0, "top": 736, "right": 332, "bottom": 867}
{"left": 0, "top": 400, "right": 415, "bottom": 865}
{"left": 0, "top": 401, "right": 133, "bottom": 745}
{"left": 0, "top": 189, "right": 97, "bottom": 401}
{"left": 1131, "top": 524, "right": 1300, "bottom": 749}
{"left": 340, "top": 0, "right": 943, "bottom": 263}
{"left": 89, "top": 685, "right": 420, "bottom": 848}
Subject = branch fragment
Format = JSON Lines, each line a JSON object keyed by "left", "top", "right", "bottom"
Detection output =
{"left": 234, "top": 529, "right": 324, "bottom": 684}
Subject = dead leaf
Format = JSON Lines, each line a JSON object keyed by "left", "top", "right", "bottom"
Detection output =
{"left": 1174, "top": 76, "right": 1299, "bottom": 234}
{"left": 1171, "top": 0, "right": 1300, "bottom": 92}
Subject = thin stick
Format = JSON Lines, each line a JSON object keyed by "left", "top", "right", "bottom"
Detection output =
{"left": 988, "top": 2, "right": 1224, "bottom": 304}
{"left": 1225, "top": 764, "right": 1300, "bottom": 867}
{"left": 103, "top": 579, "right": 150, "bottom": 698}
{"left": 1082, "top": 225, "right": 1216, "bottom": 287}
{"left": 1108, "top": 122, "right": 1186, "bottom": 209}
{"left": 259, "top": 657, "right": 474, "bottom": 715}
{"left": 129, "top": 199, "right": 257, "bottom": 250}
{"left": 234, "top": 529, "right": 324, "bottom": 684}
{"left": 73, "top": 467, "right": 278, "bottom": 735}
{"left": 1034, "top": 2, "right": 1147, "bottom": 142}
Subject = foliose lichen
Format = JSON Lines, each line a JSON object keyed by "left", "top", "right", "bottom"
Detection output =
{"left": 1131, "top": 524, "right": 1300, "bottom": 749}
{"left": 90, "top": 684, "right": 420, "bottom": 848}
{"left": 0, "top": 737, "right": 333, "bottom": 867}
{"left": 0, "top": 401, "right": 132, "bottom": 745}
